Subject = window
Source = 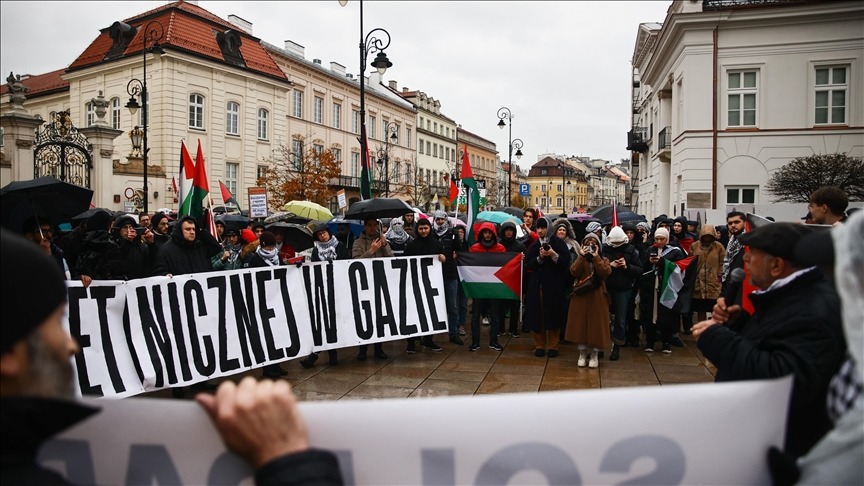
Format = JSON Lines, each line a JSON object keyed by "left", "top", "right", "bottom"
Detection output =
{"left": 419, "top": 116, "right": 424, "bottom": 129}
{"left": 352, "top": 110, "right": 360, "bottom": 134}
{"left": 382, "top": 120, "right": 389, "bottom": 140}
{"left": 405, "top": 128, "right": 411, "bottom": 148}
{"left": 726, "top": 186, "right": 757, "bottom": 205}
{"left": 226, "top": 101, "right": 240, "bottom": 135}
{"left": 225, "top": 162, "right": 239, "bottom": 196}
{"left": 426, "top": 169, "right": 431, "bottom": 185}
{"left": 351, "top": 152, "right": 359, "bottom": 178}
{"left": 426, "top": 141, "right": 431, "bottom": 155}
{"left": 85, "top": 102, "right": 94, "bottom": 126}
{"left": 727, "top": 70, "right": 757, "bottom": 127}
{"left": 257, "top": 109, "right": 269, "bottom": 140}
{"left": 433, "top": 144, "right": 438, "bottom": 158}
{"left": 433, "top": 122, "right": 438, "bottom": 133}
{"left": 541, "top": 184, "right": 547, "bottom": 192}
{"left": 394, "top": 161, "right": 401, "bottom": 183}
{"left": 313, "top": 143, "right": 324, "bottom": 155}
{"left": 446, "top": 127, "right": 450, "bottom": 138}
{"left": 189, "top": 94, "right": 205, "bottom": 129}
{"left": 815, "top": 65, "right": 848, "bottom": 125}
{"left": 292, "top": 140, "right": 303, "bottom": 169}
{"left": 445, "top": 147, "right": 450, "bottom": 161}
{"left": 433, "top": 170, "right": 438, "bottom": 185}
{"left": 292, "top": 90, "right": 303, "bottom": 118}
{"left": 332, "top": 148, "right": 341, "bottom": 163}
{"left": 426, "top": 120, "right": 430, "bottom": 131}
{"left": 419, "top": 138, "right": 424, "bottom": 154}
{"left": 406, "top": 163, "right": 412, "bottom": 183}
{"left": 369, "top": 116, "right": 376, "bottom": 139}
{"left": 257, "top": 165, "right": 268, "bottom": 181}
{"left": 439, "top": 145, "right": 444, "bottom": 159}
{"left": 313, "top": 96, "right": 323, "bottom": 124}
{"left": 111, "top": 97, "right": 121, "bottom": 129}
{"left": 332, "top": 103, "right": 342, "bottom": 129}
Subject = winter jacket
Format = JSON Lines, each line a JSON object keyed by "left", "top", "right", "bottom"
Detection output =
{"left": 437, "top": 228, "right": 461, "bottom": 280}
{"left": 565, "top": 252, "right": 613, "bottom": 348}
{"left": 697, "top": 267, "right": 845, "bottom": 458}
{"left": 601, "top": 242, "right": 642, "bottom": 291}
{"left": 689, "top": 224, "right": 725, "bottom": 300}
{"left": 75, "top": 230, "right": 124, "bottom": 280}
{"left": 151, "top": 216, "right": 221, "bottom": 276}
{"left": 523, "top": 233, "right": 571, "bottom": 331}
{"left": 404, "top": 232, "right": 444, "bottom": 257}
{"left": 352, "top": 232, "right": 394, "bottom": 259}
{"left": 499, "top": 221, "right": 526, "bottom": 253}
{"left": 469, "top": 222, "right": 506, "bottom": 253}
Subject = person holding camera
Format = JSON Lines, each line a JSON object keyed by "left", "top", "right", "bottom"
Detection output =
{"left": 524, "top": 217, "right": 571, "bottom": 358}
{"left": 111, "top": 214, "right": 157, "bottom": 280}
{"left": 646, "top": 227, "right": 686, "bottom": 353}
{"left": 565, "top": 233, "right": 612, "bottom": 368}
{"left": 602, "top": 226, "right": 642, "bottom": 360}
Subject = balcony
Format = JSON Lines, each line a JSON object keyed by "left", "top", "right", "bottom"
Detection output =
{"left": 329, "top": 175, "right": 361, "bottom": 189}
{"left": 626, "top": 127, "right": 648, "bottom": 153}
{"left": 657, "top": 126, "right": 671, "bottom": 162}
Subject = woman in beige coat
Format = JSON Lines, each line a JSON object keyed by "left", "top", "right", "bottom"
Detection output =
{"left": 689, "top": 224, "right": 726, "bottom": 322}
{"left": 564, "top": 233, "right": 612, "bottom": 368}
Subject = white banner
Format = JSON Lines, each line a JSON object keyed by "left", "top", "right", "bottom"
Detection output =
{"left": 64, "top": 257, "right": 448, "bottom": 398}
{"left": 40, "top": 377, "right": 792, "bottom": 485}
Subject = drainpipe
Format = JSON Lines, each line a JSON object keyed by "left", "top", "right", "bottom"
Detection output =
{"left": 712, "top": 26, "right": 719, "bottom": 210}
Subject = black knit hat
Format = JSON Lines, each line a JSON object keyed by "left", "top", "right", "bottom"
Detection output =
{"left": 1, "top": 229, "right": 68, "bottom": 354}
{"left": 259, "top": 231, "right": 277, "bottom": 248}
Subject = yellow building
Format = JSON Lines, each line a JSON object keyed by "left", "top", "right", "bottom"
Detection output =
{"left": 526, "top": 156, "right": 588, "bottom": 214}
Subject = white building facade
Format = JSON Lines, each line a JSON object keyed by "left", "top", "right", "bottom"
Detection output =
{"left": 629, "top": 0, "right": 864, "bottom": 218}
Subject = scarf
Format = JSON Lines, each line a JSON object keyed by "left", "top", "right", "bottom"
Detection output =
{"left": 433, "top": 218, "right": 451, "bottom": 237}
{"left": 315, "top": 236, "right": 340, "bottom": 262}
{"left": 224, "top": 241, "right": 243, "bottom": 264}
{"left": 385, "top": 219, "right": 410, "bottom": 245}
{"left": 723, "top": 235, "right": 742, "bottom": 281}
{"left": 256, "top": 246, "right": 280, "bottom": 266}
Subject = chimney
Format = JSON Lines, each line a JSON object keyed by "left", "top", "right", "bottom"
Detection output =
{"left": 330, "top": 62, "right": 346, "bottom": 75}
{"left": 346, "top": 73, "right": 354, "bottom": 79}
{"left": 227, "top": 14, "right": 252, "bottom": 34}
{"left": 284, "top": 40, "right": 305, "bottom": 58}
{"left": 402, "top": 87, "right": 409, "bottom": 93}
{"left": 388, "top": 80, "right": 398, "bottom": 90}
{"left": 313, "top": 59, "right": 322, "bottom": 65}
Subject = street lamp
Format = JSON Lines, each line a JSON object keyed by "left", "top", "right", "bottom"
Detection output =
{"left": 558, "top": 163, "right": 572, "bottom": 215}
{"left": 546, "top": 180, "right": 552, "bottom": 213}
{"left": 125, "top": 20, "right": 165, "bottom": 215}
{"left": 376, "top": 122, "right": 398, "bottom": 197}
{"left": 341, "top": 0, "right": 392, "bottom": 199}
{"left": 497, "top": 107, "right": 523, "bottom": 207}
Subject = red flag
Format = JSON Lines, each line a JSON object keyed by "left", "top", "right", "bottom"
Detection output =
{"left": 449, "top": 177, "right": 459, "bottom": 203}
{"left": 611, "top": 201, "right": 619, "bottom": 227}
{"left": 191, "top": 140, "right": 215, "bottom": 235}
{"left": 741, "top": 220, "right": 756, "bottom": 315}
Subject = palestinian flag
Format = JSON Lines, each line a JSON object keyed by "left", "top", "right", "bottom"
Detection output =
{"left": 449, "top": 175, "right": 459, "bottom": 203}
{"left": 460, "top": 145, "right": 480, "bottom": 244}
{"left": 185, "top": 139, "right": 210, "bottom": 220}
{"left": 219, "top": 180, "right": 241, "bottom": 211}
{"left": 178, "top": 141, "right": 196, "bottom": 215}
{"left": 457, "top": 252, "right": 522, "bottom": 300}
{"left": 659, "top": 255, "right": 697, "bottom": 310}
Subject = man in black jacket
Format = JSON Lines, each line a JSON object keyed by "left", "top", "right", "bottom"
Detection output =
{"left": 432, "top": 212, "right": 465, "bottom": 346}
{"left": 152, "top": 216, "right": 221, "bottom": 277}
{"left": 0, "top": 229, "right": 343, "bottom": 485}
{"left": 404, "top": 218, "right": 446, "bottom": 352}
{"left": 693, "top": 222, "right": 845, "bottom": 459}
{"left": 498, "top": 220, "right": 525, "bottom": 337}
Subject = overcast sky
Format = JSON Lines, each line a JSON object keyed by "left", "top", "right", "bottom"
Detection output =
{"left": 1, "top": 1, "right": 670, "bottom": 171}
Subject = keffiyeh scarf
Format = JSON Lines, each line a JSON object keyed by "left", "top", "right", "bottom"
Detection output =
{"left": 315, "top": 236, "right": 340, "bottom": 262}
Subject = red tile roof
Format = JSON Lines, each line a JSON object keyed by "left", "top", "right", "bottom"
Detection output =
{"left": 68, "top": 1, "right": 286, "bottom": 81}
{"left": 0, "top": 69, "right": 69, "bottom": 97}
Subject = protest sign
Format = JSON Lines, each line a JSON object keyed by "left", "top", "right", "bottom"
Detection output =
{"left": 41, "top": 377, "right": 793, "bottom": 485}
{"left": 64, "top": 256, "right": 448, "bottom": 398}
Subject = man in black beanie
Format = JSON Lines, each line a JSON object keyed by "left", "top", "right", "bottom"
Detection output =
{"left": 0, "top": 229, "right": 342, "bottom": 485}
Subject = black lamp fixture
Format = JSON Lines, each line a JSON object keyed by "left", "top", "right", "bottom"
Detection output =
{"left": 497, "top": 106, "right": 524, "bottom": 206}
{"left": 125, "top": 20, "right": 165, "bottom": 215}
{"left": 558, "top": 163, "right": 573, "bottom": 214}
{"left": 341, "top": 0, "right": 393, "bottom": 199}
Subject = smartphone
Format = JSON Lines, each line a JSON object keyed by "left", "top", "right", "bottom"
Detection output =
{"left": 616, "top": 253, "right": 624, "bottom": 260}
{"left": 542, "top": 243, "right": 551, "bottom": 251}
{"left": 650, "top": 247, "right": 659, "bottom": 257}
{"left": 133, "top": 227, "right": 145, "bottom": 234}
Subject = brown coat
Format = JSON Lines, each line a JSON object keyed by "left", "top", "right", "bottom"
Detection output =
{"left": 689, "top": 224, "right": 725, "bottom": 300}
{"left": 564, "top": 253, "right": 612, "bottom": 349}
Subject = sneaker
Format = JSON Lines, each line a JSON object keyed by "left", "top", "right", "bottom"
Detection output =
{"left": 458, "top": 326, "right": 467, "bottom": 336}
{"left": 671, "top": 336, "right": 685, "bottom": 347}
{"left": 449, "top": 335, "right": 464, "bottom": 346}
{"left": 510, "top": 332, "right": 520, "bottom": 338}
{"left": 588, "top": 352, "right": 599, "bottom": 368}
{"left": 534, "top": 349, "right": 546, "bottom": 357}
{"left": 577, "top": 351, "right": 587, "bottom": 367}
{"left": 406, "top": 345, "right": 415, "bottom": 355}
{"left": 609, "top": 344, "right": 620, "bottom": 361}
{"left": 489, "top": 343, "right": 503, "bottom": 351}
{"left": 662, "top": 343, "right": 672, "bottom": 354}
{"left": 424, "top": 341, "right": 443, "bottom": 352}
{"left": 547, "top": 349, "right": 559, "bottom": 358}
{"left": 681, "top": 329, "right": 693, "bottom": 336}
{"left": 482, "top": 317, "right": 490, "bottom": 326}
{"left": 644, "top": 342, "right": 655, "bottom": 353}
{"left": 469, "top": 344, "right": 480, "bottom": 352}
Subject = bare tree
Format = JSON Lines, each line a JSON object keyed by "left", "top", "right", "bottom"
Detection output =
{"left": 258, "top": 134, "right": 342, "bottom": 208}
{"left": 766, "top": 153, "right": 864, "bottom": 202}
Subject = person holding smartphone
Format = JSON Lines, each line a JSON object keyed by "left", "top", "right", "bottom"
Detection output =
{"left": 601, "top": 226, "right": 642, "bottom": 360}
{"left": 352, "top": 218, "right": 393, "bottom": 361}
{"left": 565, "top": 233, "right": 612, "bottom": 368}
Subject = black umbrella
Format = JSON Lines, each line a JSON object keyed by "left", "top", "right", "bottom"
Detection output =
{"left": 498, "top": 207, "right": 525, "bottom": 219}
{"left": 345, "top": 198, "right": 413, "bottom": 221}
{"left": 72, "top": 207, "right": 117, "bottom": 221}
{"left": 590, "top": 204, "right": 647, "bottom": 226}
{"left": 1, "top": 176, "right": 93, "bottom": 232}
{"left": 217, "top": 214, "right": 250, "bottom": 227}
{"left": 266, "top": 222, "right": 314, "bottom": 252}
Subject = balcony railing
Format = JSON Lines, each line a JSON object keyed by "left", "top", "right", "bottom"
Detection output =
{"left": 658, "top": 126, "right": 672, "bottom": 150}
{"left": 626, "top": 127, "right": 649, "bottom": 152}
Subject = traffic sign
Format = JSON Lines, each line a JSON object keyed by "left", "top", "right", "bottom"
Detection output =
{"left": 519, "top": 183, "right": 530, "bottom": 196}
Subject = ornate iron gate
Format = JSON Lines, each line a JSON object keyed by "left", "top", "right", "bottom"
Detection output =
{"left": 33, "top": 110, "right": 93, "bottom": 188}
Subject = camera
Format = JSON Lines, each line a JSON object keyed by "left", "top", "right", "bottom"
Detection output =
{"left": 133, "top": 226, "right": 145, "bottom": 234}
{"left": 542, "top": 243, "right": 551, "bottom": 251}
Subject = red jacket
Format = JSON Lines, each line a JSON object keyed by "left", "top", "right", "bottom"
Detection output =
{"left": 470, "top": 222, "right": 506, "bottom": 253}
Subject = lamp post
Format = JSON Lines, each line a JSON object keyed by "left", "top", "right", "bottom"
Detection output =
{"left": 376, "top": 122, "right": 398, "bottom": 197}
{"left": 341, "top": 0, "right": 392, "bottom": 199}
{"left": 558, "top": 163, "right": 572, "bottom": 214}
{"left": 125, "top": 20, "right": 165, "bottom": 215}
{"left": 496, "top": 107, "right": 523, "bottom": 207}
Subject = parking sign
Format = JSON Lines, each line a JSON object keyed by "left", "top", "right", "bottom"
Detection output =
{"left": 519, "top": 183, "right": 530, "bottom": 196}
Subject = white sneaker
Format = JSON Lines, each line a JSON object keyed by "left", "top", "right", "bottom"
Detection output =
{"left": 577, "top": 350, "right": 587, "bottom": 367}
{"left": 588, "top": 352, "right": 599, "bottom": 368}
{"left": 482, "top": 317, "right": 490, "bottom": 326}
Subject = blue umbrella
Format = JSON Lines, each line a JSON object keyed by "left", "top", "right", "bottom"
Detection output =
{"left": 327, "top": 215, "right": 363, "bottom": 237}
{"left": 476, "top": 210, "right": 522, "bottom": 225}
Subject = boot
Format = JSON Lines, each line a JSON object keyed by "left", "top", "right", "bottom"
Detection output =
{"left": 609, "top": 344, "right": 620, "bottom": 361}
{"left": 588, "top": 351, "right": 599, "bottom": 369}
{"left": 577, "top": 350, "right": 587, "bottom": 367}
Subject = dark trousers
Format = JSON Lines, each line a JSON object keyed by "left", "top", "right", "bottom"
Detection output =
{"left": 357, "top": 342, "right": 383, "bottom": 356}
{"left": 497, "top": 298, "right": 521, "bottom": 334}
{"left": 626, "top": 287, "right": 640, "bottom": 343}
{"left": 471, "top": 298, "right": 500, "bottom": 347}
